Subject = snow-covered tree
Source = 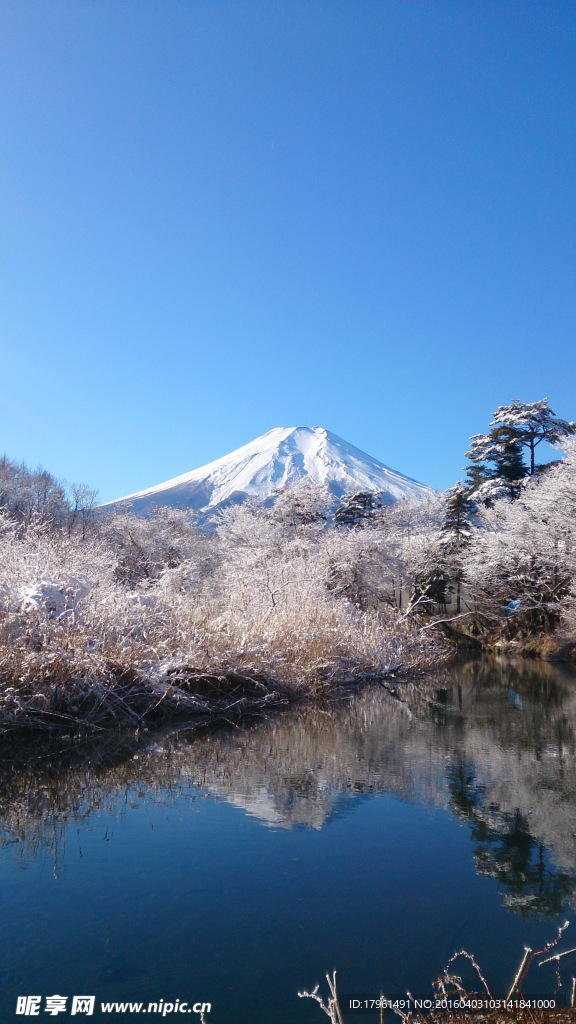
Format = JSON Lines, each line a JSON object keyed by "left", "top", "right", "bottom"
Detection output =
{"left": 0, "top": 456, "right": 101, "bottom": 535}
{"left": 466, "top": 425, "right": 527, "bottom": 484}
{"left": 0, "top": 456, "right": 70, "bottom": 526}
{"left": 269, "top": 481, "right": 331, "bottom": 532}
{"left": 104, "top": 506, "right": 210, "bottom": 588}
{"left": 470, "top": 476, "right": 524, "bottom": 507}
{"left": 322, "top": 522, "right": 400, "bottom": 609}
{"left": 491, "top": 398, "right": 576, "bottom": 476}
{"left": 463, "top": 461, "right": 491, "bottom": 495}
{"left": 214, "top": 499, "right": 324, "bottom": 617}
{"left": 369, "top": 496, "right": 451, "bottom": 615}
{"left": 463, "top": 399, "right": 574, "bottom": 509}
{"left": 67, "top": 483, "right": 98, "bottom": 539}
{"left": 441, "top": 483, "right": 478, "bottom": 610}
{"left": 442, "top": 483, "right": 477, "bottom": 543}
{"left": 334, "top": 491, "right": 384, "bottom": 528}
{"left": 464, "top": 441, "right": 576, "bottom": 629}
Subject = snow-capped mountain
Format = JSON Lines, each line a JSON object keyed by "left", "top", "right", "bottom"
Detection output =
{"left": 103, "top": 426, "right": 435, "bottom": 518}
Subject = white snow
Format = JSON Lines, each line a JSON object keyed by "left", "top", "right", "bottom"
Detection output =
{"left": 19, "top": 577, "right": 91, "bottom": 620}
{"left": 102, "top": 426, "right": 436, "bottom": 517}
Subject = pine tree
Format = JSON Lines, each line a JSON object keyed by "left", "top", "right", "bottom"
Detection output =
{"left": 489, "top": 426, "right": 527, "bottom": 482}
{"left": 463, "top": 461, "right": 491, "bottom": 495}
{"left": 334, "top": 491, "right": 383, "bottom": 528}
{"left": 442, "top": 483, "right": 477, "bottom": 612}
{"left": 442, "top": 483, "right": 477, "bottom": 543}
{"left": 491, "top": 398, "right": 576, "bottom": 476}
{"left": 465, "top": 424, "right": 528, "bottom": 495}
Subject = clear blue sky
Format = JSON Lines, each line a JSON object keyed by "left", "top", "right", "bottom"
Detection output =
{"left": 1, "top": 1, "right": 575, "bottom": 501}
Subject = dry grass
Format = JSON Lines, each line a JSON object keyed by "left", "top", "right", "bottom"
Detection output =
{"left": 0, "top": 591, "right": 443, "bottom": 734}
{"left": 0, "top": 511, "right": 448, "bottom": 733}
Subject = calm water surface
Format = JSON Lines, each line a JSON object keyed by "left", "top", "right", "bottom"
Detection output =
{"left": 1, "top": 657, "right": 576, "bottom": 1022}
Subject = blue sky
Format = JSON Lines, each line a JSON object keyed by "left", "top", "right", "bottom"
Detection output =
{"left": 1, "top": 1, "right": 575, "bottom": 501}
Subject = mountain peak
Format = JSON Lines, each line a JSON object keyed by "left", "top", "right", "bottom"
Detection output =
{"left": 103, "top": 426, "right": 435, "bottom": 520}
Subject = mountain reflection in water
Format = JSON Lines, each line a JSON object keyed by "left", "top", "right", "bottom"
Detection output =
{"left": 1, "top": 656, "right": 575, "bottom": 919}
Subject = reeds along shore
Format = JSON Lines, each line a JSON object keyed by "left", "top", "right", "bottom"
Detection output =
{"left": 0, "top": 511, "right": 444, "bottom": 734}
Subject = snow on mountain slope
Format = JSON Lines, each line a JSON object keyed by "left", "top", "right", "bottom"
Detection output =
{"left": 102, "top": 426, "right": 436, "bottom": 518}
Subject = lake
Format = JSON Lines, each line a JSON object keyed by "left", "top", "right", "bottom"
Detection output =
{"left": 1, "top": 656, "right": 575, "bottom": 1022}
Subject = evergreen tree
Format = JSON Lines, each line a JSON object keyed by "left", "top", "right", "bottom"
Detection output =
{"left": 463, "top": 461, "right": 491, "bottom": 495}
{"left": 442, "top": 483, "right": 477, "bottom": 543}
{"left": 464, "top": 399, "right": 575, "bottom": 504}
{"left": 489, "top": 426, "right": 527, "bottom": 482}
{"left": 334, "top": 491, "right": 383, "bottom": 528}
{"left": 491, "top": 398, "right": 576, "bottom": 476}
{"left": 466, "top": 425, "right": 528, "bottom": 492}
{"left": 442, "top": 483, "right": 477, "bottom": 612}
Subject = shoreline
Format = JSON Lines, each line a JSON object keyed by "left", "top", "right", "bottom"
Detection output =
{"left": 0, "top": 659, "right": 423, "bottom": 739}
{"left": 3, "top": 611, "right": 575, "bottom": 740}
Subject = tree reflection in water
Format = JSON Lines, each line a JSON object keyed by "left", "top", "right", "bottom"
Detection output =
{"left": 1, "top": 655, "right": 575, "bottom": 917}
{"left": 446, "top": 755, "right": 575, "bottom": 916}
